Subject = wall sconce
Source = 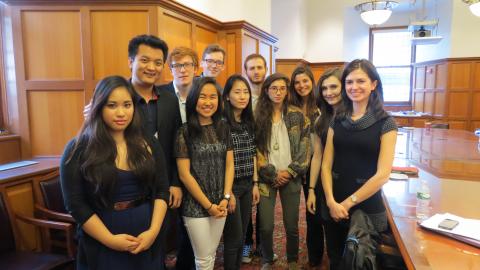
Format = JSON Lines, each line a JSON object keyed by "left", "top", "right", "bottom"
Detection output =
{"left": 355, "top": 1, "right": 399, "bottom": 26}
{"left": 462, "top": 0, "right": 480, "bottom": 17}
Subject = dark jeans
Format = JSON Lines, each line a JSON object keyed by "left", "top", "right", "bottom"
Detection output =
{"left": 223, "top": 178, "right": 253, "bottom": 270}
{"left": 302, "top": 178, "right": 325, "bottom": 266}
{"left": 175, "top": 207, "right": 195, "bottom": 270}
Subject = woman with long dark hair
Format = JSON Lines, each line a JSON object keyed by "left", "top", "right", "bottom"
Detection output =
{"left": 60, "top": 75, "right": 169, "bottom": 270}
{"left": 321, "top": 59, "right": 397, "bottom": 269}
{"left": 289, "top": 66, "right": 323, "bottom": 268}
{"left": 175, "top": 76, "right": 234, "bottom": 270}
{"left": 255, "top": 73, "right": 310, "bottom": 270}
{"left": 306, "top": 67, "right": 343, "bottom": 268}
{"left": 221, "top": 74, "right": 260, "bottom": 270}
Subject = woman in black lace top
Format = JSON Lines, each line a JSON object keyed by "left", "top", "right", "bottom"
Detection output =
{"left": 175, "top": 76, "right": 234, "bottom": 270}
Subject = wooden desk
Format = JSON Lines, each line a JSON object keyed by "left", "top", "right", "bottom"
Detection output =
{"left": 383, "top": 128, "right": 480, "bottom": 269}
{"left": 0, "top": 158, "right": 60, "bottom": 250}
{"left": 390, "top": 112, "right": 432, "bottom": 128}
{"left": 396, "top": 128, "right": 480, "bottom": 180}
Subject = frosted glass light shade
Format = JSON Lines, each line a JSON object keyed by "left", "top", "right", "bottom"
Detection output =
{"left": 360, "top": 9, "right": 392, "bottom": 25}
{"left": 470, "top": 2, "right": 480, "bottom": 16}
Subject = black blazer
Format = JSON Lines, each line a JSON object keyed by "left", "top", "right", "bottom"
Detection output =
{"left": 154, "top": 84, "right": 182, "bottom": 187}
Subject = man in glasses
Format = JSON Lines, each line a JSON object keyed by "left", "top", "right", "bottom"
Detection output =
{"left": 159, "top": 47, "right": 199, "bottom": 123}
{"left": 157, "top": 46, "right": 199, "bottom": 270}
{"left": 200, "top": 44, "right": 225, "bottom": 79}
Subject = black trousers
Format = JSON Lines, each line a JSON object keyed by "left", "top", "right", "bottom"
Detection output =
{"left": 223, "top": 179, "right": 253, "bottom": 270}
{"left": 302, "top": 171, "right": 325, "bottom": 266}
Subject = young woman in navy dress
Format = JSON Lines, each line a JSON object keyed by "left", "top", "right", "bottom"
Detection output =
{"left": 61, "top": 76, "right": 169, "bottom": 270}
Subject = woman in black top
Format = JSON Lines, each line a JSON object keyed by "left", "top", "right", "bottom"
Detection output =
{"left": 60, "top": 76, "right": 169, "bottom": 270}
{"left": 175, "top": 76, "right": 234, "bottom": 270}
{"left": 321, "top": 60, "right": 397, "bottom": 269}
{"left": 222, "top": 74, "right": 260, "bottom": 270}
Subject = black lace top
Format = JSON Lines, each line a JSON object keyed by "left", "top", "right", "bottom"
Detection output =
{"left": 175, "top": 123, "right": 232, "bottom": 217}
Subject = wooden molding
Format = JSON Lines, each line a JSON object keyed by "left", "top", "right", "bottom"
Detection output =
{"left": 223, "top": 21, "right": 277, "bottom": 43}
{"left": 276, "top": 58, "right": 347, "bottom": 67}
{"left": 414, "top": 57, "right": 480, "bottom": 67}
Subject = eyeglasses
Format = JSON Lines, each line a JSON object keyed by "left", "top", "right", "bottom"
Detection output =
{"left": 203, "top": 59, "right": 224, "bottom": 67}
{"left": 268, "top": 86, "right": 287, "bottom": 93}
{"left": 171, "top": 62, "right": 195, "bottom": 71}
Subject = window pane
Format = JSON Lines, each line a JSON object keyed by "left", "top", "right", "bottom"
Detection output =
{"left": 372, "top": 30, "right": 412, "bottom": 66}
{"left": 377, "top": 67, "right": 411, "bottom": 102}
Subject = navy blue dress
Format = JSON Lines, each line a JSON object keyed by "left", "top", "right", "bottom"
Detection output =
{"left": 77, "top": 170, "right": 164, "bottom": 270}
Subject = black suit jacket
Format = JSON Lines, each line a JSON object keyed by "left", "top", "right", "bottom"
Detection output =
{"left": 153, "top": 84, "right": 182, "bottom": 187}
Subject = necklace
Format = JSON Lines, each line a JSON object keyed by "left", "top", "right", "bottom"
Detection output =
{"left": 272, "top": 118, "right": 282, "bottom": 151}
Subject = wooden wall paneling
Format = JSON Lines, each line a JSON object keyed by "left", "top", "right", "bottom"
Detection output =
{"left": 472, "top": 121, "right": 480, "bottom": 131}
{"left": 473, "top": 62, "right": 480, "bottom": 90}
{"left": 425, "top": 65, "right": 436, "bottom": 90}
{"left": 448, "top": 62, "right": 471, "bottom": 90}
{"left": 27, "top": 90, "right": 84, "bottom": 157}
{"left": 21, "top": 10, "right": 82, "bottom": 81}
{"left": 413, "top": 91, "right": 424, "bottom": 112}
{"left": 157, "top": 8, "right": 194, "bottom": 83}
{"left": 0, "top": 5, "right": 7, "bottom": 129}
{"left": 224, "top": 32, "right": 239, "bottom": 78}
{"left": 11, "top": 6, "right": 41, "bottom": 157}
{"left": 448, "top": 120, "right": 467, "bottom": 130}
{"left": 436, "top": 63, "right": 447, "bottom": 90}
{"left": 259, "top": 41, "right": 272, "bottom": 77}
{"left": 91, "top": 7, "right": 153, "bottom": 80}
{"left": 0, "top": 135, "right": 21, "bottom": 163}
{"left": 241, "top": 33, "right": 258, "bottom": 69}
{"left": 5, "top": 181, "right": 40, "bottom": 250}
{"left": 434, "top": 91, "right": 445, "bottom": 117}
{"left": 415, "top": 66, "right": 425, "bottom": 89}
{"left": 448, "top": 92, "right": 470, "bottom": 119}
{"left": 80, "top": 6, "right": 94, "bottom": 102}
{"left": 424, "top": 91, "right": 434, "bottom": 115}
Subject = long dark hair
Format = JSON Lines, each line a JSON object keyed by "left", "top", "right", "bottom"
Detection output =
{"left": 186, "top": 76, "right": 227, "bottom": 141}
{"left": 254, "top": 73, "right": 290, "bottom": 155}
{"left": 289, "top": 65, "right": 317, "bottom": 118}
{"left": 337, "top": 59, "right": 389, "bottom": 120}
{"left": 68, "top": 76, "right": 155, "bottom": 207}
{"left": 223, "top": 74, "right": 255, "bottom": 133}
{"left": 315, "top": 67, "right": 343, "bottom": 141}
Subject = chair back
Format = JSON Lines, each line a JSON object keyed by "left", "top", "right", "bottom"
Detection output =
{"left": 36, "top": 171, "right": 67, "bottom": 213}
{"left": 0, "top": 192, "right": 16, "bottom": 253}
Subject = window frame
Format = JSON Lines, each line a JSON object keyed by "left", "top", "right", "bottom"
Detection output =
{"left": 369, "top": 26, "right": 416, "bottom": 106}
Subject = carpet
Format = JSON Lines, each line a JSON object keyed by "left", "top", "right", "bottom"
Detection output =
{"left": 166, "top": 188, "right": 328, "bottom": 269}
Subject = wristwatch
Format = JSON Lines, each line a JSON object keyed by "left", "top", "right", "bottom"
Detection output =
{"left": 350, "top": 194, "right": 358, "bottom": 204}
{"left": 223, "top": 194, "right": 231, "bottom": 201}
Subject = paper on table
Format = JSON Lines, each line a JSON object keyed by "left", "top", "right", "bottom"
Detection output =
{"left": 420, "top": 213, "right": 480, "bottom": 242}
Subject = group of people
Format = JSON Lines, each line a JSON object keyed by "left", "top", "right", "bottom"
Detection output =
{"left": 60, "top": 34, "right": 398, "bottom": 270}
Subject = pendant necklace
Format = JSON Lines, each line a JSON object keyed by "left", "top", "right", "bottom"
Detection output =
{"left": 272, "top": 115, "right": 282, "bottom": 151}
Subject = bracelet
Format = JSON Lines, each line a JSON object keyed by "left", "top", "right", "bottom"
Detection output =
{"left": 308, "top": 187, "right": 315, "bottom": 190}
{"left": 206, "top": 203, "right": 213, "bottom": 211}
{"left": 253, "top": 180, "right": 259, "bottom": 185}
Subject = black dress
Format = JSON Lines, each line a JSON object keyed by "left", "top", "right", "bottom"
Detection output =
{"left": 77, "top": 170, "right": 164, "bottom": 270}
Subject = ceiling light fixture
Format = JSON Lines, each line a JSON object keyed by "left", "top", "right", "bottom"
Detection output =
{"left": 355, "top": 1, "right": 399, "bottom": 26}
{"left": 462, "top": 0, "right": 480, "bottom": 17}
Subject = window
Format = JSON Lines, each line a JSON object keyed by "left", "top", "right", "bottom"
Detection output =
{"left": 370, "top": 27, "right": 414, "bottom": 104}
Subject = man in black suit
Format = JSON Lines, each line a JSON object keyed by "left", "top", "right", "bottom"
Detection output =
{"left": 157, "top": 46, "right": 199, "bottom": 270}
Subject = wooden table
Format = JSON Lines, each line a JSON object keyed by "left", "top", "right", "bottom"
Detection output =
{"left": 383, "top": 128, "right": 480, "bottom": 270}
